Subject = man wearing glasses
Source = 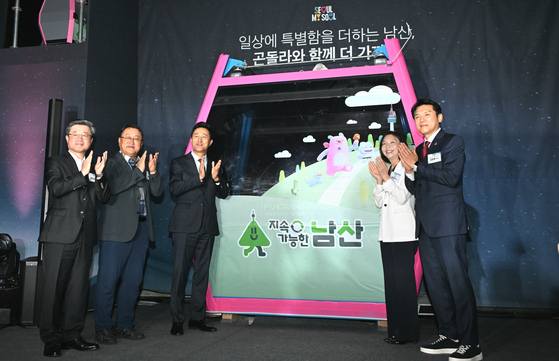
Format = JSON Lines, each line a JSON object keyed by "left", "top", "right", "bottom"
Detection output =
{"left": 39, "top": 120, "right": 110, "bottom": 357}
{"left": 94, "top": 124, "right": 163, "bottom": 345}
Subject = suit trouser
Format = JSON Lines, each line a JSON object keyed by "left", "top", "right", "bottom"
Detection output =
{"left": 419, "top": 228, "right": 479, "bottom": 345}
{"left": 380, "top": 241, "right": 419, "bottom": 342}
{"left": 40, "top": 228, "right": 92, "bottom": 343}
{"left": 170, "top": 229, "right": 215, "bottom": 323}
{"left": 94, "top": 221, "right": 149, "bottom": 331}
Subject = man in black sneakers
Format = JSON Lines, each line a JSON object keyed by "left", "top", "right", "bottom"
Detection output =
{"left": 399, "top": 99, "right": 482, "bottom": 361}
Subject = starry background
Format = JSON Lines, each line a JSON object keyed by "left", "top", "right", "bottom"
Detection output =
{"left": 1, "top": 0, "right": 558, "bottom": 309}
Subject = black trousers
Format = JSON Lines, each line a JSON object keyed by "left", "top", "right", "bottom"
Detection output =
{"left": 170, "top": 228, "right": 215, "bottom": 323}
{"left": 380, "top": 241, "right": 419, "bottom": 342}
{"left": 39, "top": 228, "right": 92, "bottom": 343}
{"left": 419, "top": 228, "right": 479, "bottom": 345}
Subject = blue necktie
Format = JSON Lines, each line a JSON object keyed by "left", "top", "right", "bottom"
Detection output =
{"left": 128, "top": 158, "right": 146, "bottom": 217}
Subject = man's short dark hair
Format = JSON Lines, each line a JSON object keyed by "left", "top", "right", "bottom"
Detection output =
{"left": 412, "top": 98, "right": 442, "bottom": 117}
{"left": 379, "top": 131, "right": 406, "bottom": 164}
{"left": 190, "top": 122, "right": 213, "bottom": 140}
{"left": 120, "top": 124, "right": 144, "bottom": 139}
{"left": 66, "top": 120, "right": 95, "bottom": 136}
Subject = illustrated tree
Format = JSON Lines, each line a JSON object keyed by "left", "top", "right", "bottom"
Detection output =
{"left": 407, "top": 133, "right": 415, "bottom": 149}
{"left": 238, "top": 212, "right": 271, "bottom": 257}
{"left": 359, "top": 180, "right": 368, "bottom": 206}
{"left": 279, "top": 170, "right": 285, "bottom": 181}
{"left": 301, "top": 161, "right": 306, "bottom": 169}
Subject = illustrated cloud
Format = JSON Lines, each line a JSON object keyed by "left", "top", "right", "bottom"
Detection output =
{"left": 275, "top": 150, "right": 292, "bottom": 158}
{"left": 303, "top": 135, "right": 316, "bottom": 143}
{"left": 345, "top": 85, "right": 401, "bottom": 107}
{"left": 346, "top": 119, "right": 358, "bottom": 124}
{"left": 368, "top": 122, "right": 382, "bottom": 129}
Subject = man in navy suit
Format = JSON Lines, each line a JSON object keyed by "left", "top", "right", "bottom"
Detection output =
{"left": 399, "top": 99, "right": 482, "bottom": 361}
{"left": 168, "top": 122, "right": 229, "bottom": 336}
{"left": 94, "top": 124, "right": 163, "bottom": 344}
{"left": 38, "top": 120, "right": 110, "bottom": 357}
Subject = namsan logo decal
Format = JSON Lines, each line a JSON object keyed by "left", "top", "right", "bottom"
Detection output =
{"left": 238, "top": 210, "right": 271, "bottom": 258}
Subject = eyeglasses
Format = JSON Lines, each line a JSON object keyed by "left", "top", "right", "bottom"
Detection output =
{"left": 69, "top": 133, "right": 92, "bottom": 140}
{"left": 120, "top": 136, "right": 142, "bottom": 143}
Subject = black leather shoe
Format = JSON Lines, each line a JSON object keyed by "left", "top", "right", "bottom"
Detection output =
{"left": 112, "top": 326, "right": 145, "bottom": 340}
{"left": 95, "top": 328, "right": 117, "bottom": 345}
{"left": 60, "top": 337, "right": 100, "bottom": 351}
{"left": 171, "top": 322, "right": 184, "bottom": 335}
{"left": 188, "top": 319, "right": 217, "bottom": 332}
{"left": 43, "top": 342, "right": 61, "bottom": 357}
{"left": 384, "top": 336, "right": 407, "bottom": 345}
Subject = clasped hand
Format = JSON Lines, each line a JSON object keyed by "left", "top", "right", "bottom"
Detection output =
{"left": 81, "top": 151, "right": 108, "bottom": 176}
{"left": 135, "top": 151, "right": 159, "bottom": 173}
{"left": 398, "top": 143, "right": 418, "bottom": 174}
{"left": 368, "top": 157, "right": 389, "bottom": 184}
{"left": 199, "top": 157, "right": 221, "bottom": 182}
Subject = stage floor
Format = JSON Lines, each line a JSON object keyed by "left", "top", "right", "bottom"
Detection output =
{"left": 0, "top": 299, "right": 557, "bottom": 360}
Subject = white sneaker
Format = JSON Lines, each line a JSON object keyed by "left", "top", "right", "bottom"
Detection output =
{"left": 449, "top": 344, "right": 483, "bottom": 361}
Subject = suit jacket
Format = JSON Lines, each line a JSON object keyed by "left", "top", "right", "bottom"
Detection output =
{"left": 373, "top": 161, "right": 417, "bottom": 242}
{"left": 168, "top": 153, "right": 229, "bottom": 235}
{"left": 98, "top": 152, "right": 163, "bottom": 242}
{"left": 404, "top": 130, "right": 470, "bottom": 238}
{"left": 38, "top": 153, "right": 110, "bottom": 246}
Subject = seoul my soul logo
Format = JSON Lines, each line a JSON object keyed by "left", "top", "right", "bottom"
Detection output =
{"left": 312, "top": 6, "right": 336, "bottom": 21}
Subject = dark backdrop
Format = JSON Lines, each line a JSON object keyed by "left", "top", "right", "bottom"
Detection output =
{"left": 0, "top": 0, "right": 557, "bottom": 310}
{"left": 137, "top": 0, "right": 559, "bottom": 309}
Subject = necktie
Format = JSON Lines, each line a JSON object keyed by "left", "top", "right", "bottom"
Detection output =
{"left": 198, "top": 158, "right": 206, "bottom": 213}
{"left": 422, "top": 141, "right": 430, "bottom": 161}
{"left": 199, "top": 157, "right": 207, "bottom": 177}
{"left": 128, "top": 158, "right": 146, "bottom": 217}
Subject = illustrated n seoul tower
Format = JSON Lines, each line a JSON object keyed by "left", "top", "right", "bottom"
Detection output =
{"left": 387, "top": 105, "right": 396, "bottom": 131}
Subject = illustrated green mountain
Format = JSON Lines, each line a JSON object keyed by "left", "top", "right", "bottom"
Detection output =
{"left": 238, "top": 211, "right": 271, "bottom": 257}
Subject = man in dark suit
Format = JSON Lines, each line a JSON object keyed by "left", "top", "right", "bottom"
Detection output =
{"left": 168, "top": 122, "right": 229, "bottom": 335}
{"left": 93, "top": 124, "right": 163, "bottom": 344}
{"left": 38, "top": 120, "right": 110, "bottom": 357}
{"left": 399, "top": 99, "right": 482, "bottom": 361}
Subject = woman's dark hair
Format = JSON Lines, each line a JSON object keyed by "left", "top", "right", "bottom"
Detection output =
{"left": 379, "top": 131, "right": 406, "bottom": 163}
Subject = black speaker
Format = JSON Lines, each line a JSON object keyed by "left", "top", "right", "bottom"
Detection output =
{"left": 39, "top": 99, "right": 63, "bottom": 232}
{"left": 46, "top": 98, "right": 63, "bottom": 160}
{"left": 21, "top": 99, "right": 64, "bottom": 327}
{"left": 18, "top": 257, "right": 42, "bottom": 326}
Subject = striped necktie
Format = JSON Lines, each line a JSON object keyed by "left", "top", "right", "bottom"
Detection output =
{"left": 128, "top": 158, "right": 146, "bottom": 217}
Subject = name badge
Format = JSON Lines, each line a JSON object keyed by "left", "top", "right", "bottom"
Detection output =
{"left": 428, "top": 152, "right": 442, "bottom": 164}
{"left": 88, "top": 173, "right": 96, "bottom": 182}
{"left": 390, "top": 172, "right": 401, "bottom": 183}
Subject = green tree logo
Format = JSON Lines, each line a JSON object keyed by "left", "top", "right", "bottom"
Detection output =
{"left": 238, "top": 210, "right": 271, "bottom": 257}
